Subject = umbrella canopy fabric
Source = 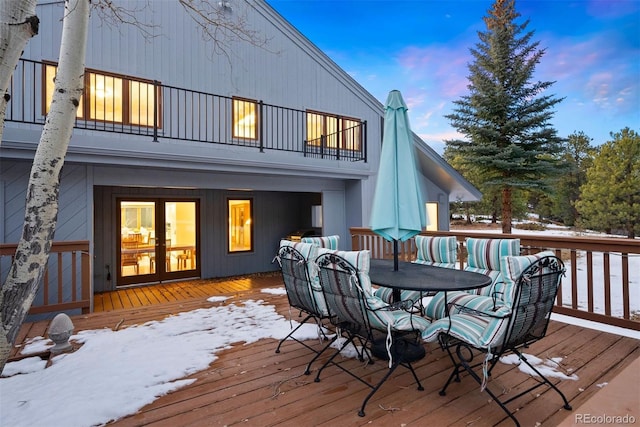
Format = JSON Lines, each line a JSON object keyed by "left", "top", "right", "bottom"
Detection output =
{"left": 370, "top": 90, "right": 425, "bottom": 243}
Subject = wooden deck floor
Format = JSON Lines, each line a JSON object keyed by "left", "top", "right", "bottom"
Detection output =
{"left": 11, "top": 274, "right": 640, "bottom": 426}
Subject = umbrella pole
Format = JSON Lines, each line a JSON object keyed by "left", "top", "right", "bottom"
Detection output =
{"left": 392, "top": 239, "right": 401, "bottom": 302}
{"left": 393, "top": 239, "right": 399, "bottom": 271}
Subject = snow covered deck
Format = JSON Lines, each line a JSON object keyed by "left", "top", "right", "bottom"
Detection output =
{"left": 8, "top": 274, "right": 639, "bottom": 426}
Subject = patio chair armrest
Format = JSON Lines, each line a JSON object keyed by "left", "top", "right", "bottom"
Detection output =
{"left": 451, "top": 303, "right": 511, "bottom": 319}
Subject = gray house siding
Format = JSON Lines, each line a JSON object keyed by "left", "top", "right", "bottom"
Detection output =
{"left": 1, "top": 159, "right": 89, "bottom": 243}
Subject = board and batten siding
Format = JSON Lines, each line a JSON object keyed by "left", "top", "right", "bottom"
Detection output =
{"left": 25, "top": 1, "right": 383, "bottom": 125}
{"left": 1, "top": 159, "right": 89, "bottom": 243}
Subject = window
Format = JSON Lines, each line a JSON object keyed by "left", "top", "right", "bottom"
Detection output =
{"left": 426, "top": 202, "right": 439, "bottom": 231}
{"left": 44, "top": 64, "right": 83, "bottom": 118}
{"left": 306, "top": 111, "right": 361, "bottom": 151}
{"left": 342, "top": 118, "right": 362, "bottom": 151}
{"left": 232, "top": 98, "right": 258, "bottom": 140}
{"left": 89, "top": 72, "right": 123, "bottom": 122}
{"left": 228, "top": 199, "right": 253, "bottom": 252}
{"left": 43, "top": 63, "right": 160, "bottom": 127}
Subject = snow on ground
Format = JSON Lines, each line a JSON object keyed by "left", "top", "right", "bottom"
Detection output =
{"left": 0, "top": 295, "right": 325, "bottom": 427}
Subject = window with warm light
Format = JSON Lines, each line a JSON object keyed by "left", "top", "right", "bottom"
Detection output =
{"left": 130, "top": 80, "right": 156, "bottom": 126}
{"left": 43, "top": 62, "right": 159, "bottom": 127}
{"left": 89, "top": 72, "right": 123, "bottom": 122}
{"left": 228, "top": 199, "right": 253, "bottom": 252}
{"left": 426, "top": 202, "right": 439, "bottom": 231}
{"left": 232, "top": 98, "right": 258, "bottom": 140}
{"left": 44, "top": 64, "right": 83, "bottom": 118}
{"left": 306, "top": 111, "right": 360, "bottom": 150}
{"left": 342, "top": 117, "right": 361, "bottom": 151}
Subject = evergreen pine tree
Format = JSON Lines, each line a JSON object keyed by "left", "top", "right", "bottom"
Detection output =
{"left": 553, "top": 132, "right": 594, "bottom": 225}
{"left": 445, "top": 0, "right": 565, "bottom": 233}
{"left": 576, "top": 128, "right": 640, "bottom": 238}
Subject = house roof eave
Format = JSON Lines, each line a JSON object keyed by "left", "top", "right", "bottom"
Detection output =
{"left": 413, "top": 133, "right": 482, "bottom": 202}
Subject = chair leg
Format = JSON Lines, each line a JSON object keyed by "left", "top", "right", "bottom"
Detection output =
{"left": 506, "top": 349, "right": 572, "bottom": 410}
{"left": 275, "top": 314, "right": 337, "bottom": 375}
{"left": 275, "top": 314, "right": 313, "bottom": 353}
{"left": 440, "top": 343, "right": 572, "bottom": 427}
{"left": 304, "top": 334, "right": 338, "bottom": 375}
{"left": 358, "top": 360, "right": 402, "bottom": 417}
{"left": 439, "top": 341, "right": 470, "bottom": 395}
{"left": 358, "top": 357, "right": 424, "bottom": 417}
{"left": 314, "top": 334, "right": 356, "bottom": 383}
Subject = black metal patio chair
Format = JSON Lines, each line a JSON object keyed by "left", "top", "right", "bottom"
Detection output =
{"left": 274, "top": 243, "right": 336, "bottom": 375}
{"left": 422, "top": 253, "right": 572, "bottom": 426}
{"left": 314, "top": 251, "right": 430, "bottom": 417}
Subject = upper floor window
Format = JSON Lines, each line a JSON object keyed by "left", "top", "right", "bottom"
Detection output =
{"left": 306, "top": 111, "right": 361, "bottom": 151}
{"left": 232, "top": 97, "right": 258, "bottom": 140}
{"left": 43, "top": 63, "right": 160, "bottom": 127}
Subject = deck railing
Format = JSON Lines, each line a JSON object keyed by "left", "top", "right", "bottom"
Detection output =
{"left": 350, "top": 227, "right": 640, "bottom": 331}
{"left": 0, "top": 241, "right": 91, "bottom": 315}
{"left": 5, "top": 58, "right": 367, "bottom": 162}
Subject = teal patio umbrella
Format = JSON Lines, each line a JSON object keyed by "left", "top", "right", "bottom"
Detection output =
{"left": 370, "top": 90, "right": 425, "bottom": 271}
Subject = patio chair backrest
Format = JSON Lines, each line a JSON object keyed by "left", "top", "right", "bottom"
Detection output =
{"left": 500, "top": 253, "right": 565, "bottom": 350}
{"left": 413, "top": 235, "right": 457, "bottom": 268}
{"left": 422, "top": 252, "right": 564, "bottom": 351}
{"left": 316, "top": 253, "right": 371, "bottom": 337}
{"left": 301, "top": 235, "right": 340, "bottom": 250}
{"left": 315, "top": 251, "right": 370, "bottom": 337}
{"left": 277, "top": 240, "right": 329, "bottom": 317}
{"left": 315, "top": 248, "right": 430, "bottom": 338}
{"left": 464, "top": 237, "right": 520, "bottom": 297}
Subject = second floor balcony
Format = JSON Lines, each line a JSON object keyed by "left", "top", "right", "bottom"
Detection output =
{"left": 5, "top": 59, "right": 367, "bottom": 163}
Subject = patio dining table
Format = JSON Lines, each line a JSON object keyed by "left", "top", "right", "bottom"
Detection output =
{"left": 369, "top": 259, "right": 492, "bottom": 303}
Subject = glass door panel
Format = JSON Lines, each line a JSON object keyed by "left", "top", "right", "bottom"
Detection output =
{"left": 165, "top": 201, "right": 197, "bottom": 273}
{"left": 120, "top": 201, "right": 156, "bottom": 279}
{"left": 118, "top": 199, "right": 199, "bottom": 286}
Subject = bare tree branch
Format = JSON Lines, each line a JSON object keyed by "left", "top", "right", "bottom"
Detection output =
{"left": 178, "top": 0, "right": 272, "bottom": 61}
{"left": 92, "top": 0, "right": 157, "bottom": 40}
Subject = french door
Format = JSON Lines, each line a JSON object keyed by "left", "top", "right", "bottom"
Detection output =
{"left": 117, "top": 198, "right": 199, "bottom": 286}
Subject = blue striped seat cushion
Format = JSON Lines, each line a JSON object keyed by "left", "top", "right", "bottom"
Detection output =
{"left": 422, "top": 312, "right": 508, "bottom": 348}
{"left": 413, "top": 235, "right": 457, "bottom": 268}
{"left": 423, "top": 290, "right": 497, "bottom": 320}
{"left": 465, "top": 238, "right": 520, "bottom": 296}
{"left": 301, "top": 235, "right": 340, "bottom": 250}
{"left": 498, "top": 250, "right": 556, "bottom": 308}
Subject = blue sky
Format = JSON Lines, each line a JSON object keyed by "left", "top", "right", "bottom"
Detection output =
{"left": 267, "top": 0, "right": 640, "bottom": 154}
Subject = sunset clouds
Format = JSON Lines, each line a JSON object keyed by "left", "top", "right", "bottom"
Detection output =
{"left": 270, "top": 0, "right": 639, "bottom": 151}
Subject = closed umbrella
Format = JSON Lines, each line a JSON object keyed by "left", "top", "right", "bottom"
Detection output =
{"left": 370, "top": 90, "right": 425, "bottom": 271}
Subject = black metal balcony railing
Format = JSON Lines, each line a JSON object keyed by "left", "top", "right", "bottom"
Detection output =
{"left": 5, "top": 59, "right": 367, "bottom": 162}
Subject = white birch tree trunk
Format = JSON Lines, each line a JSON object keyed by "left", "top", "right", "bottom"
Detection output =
{"left": 0, "top": 0, "right": 39, "bottom": 144}
{"left": 0, "top": 0, "right": 90, "bottom": 374}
